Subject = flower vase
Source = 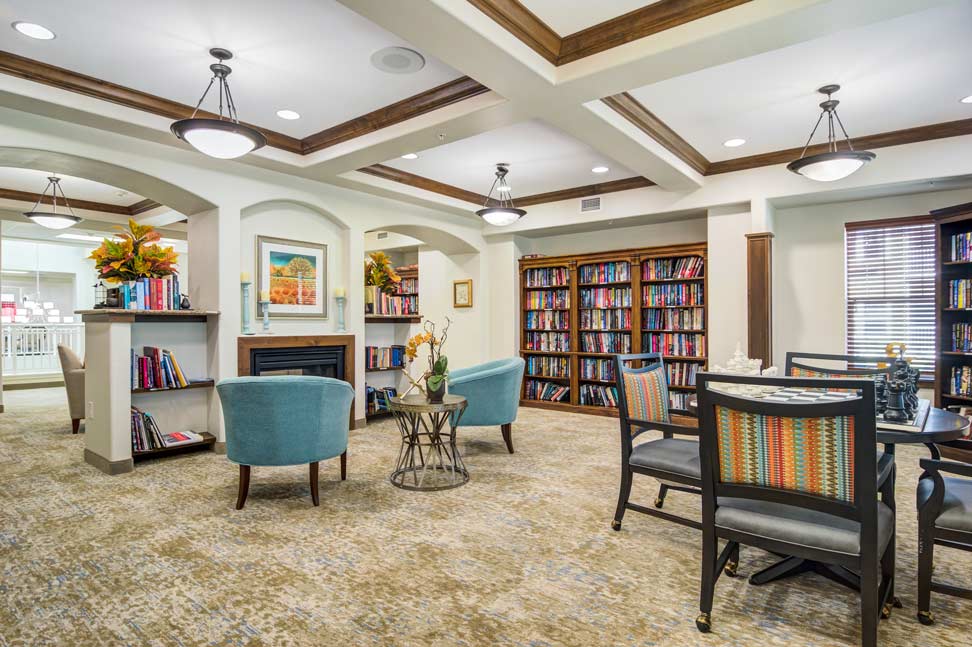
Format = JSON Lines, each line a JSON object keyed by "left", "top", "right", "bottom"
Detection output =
{"left": 426, "top": 377, "right": 445, "bottom": 404}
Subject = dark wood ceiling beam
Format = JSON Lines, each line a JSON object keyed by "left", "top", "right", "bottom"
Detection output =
{"left": 358, "top": 164, "right": 492, "bottom": 206}
{"left": 706, "top": 117, "right": 972, "bottom": 175}
{"left": 516, "top": 177, "right": 654, "bottom": 207}
{"left": 301, "top": 77, "right": 490, "bottom": 154}
{"left": 0, "top": 187, "right": 133, "bottom": 215}
{"left": 601, "top": 93, "right": 708, "bottom": 176}
{"left": 128, "top": 198, "right": 162, "bottom": 215}
{"left": 465, "top": 0, "right": 561, "bottom": 64}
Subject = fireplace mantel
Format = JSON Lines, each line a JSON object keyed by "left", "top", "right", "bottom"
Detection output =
{"left": 237, "top": 335, "right": 355, "bottom": 384}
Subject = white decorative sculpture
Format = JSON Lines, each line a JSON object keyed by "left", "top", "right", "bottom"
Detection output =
{"left": 709, "top": 342, "right": 779, "bottom": 396}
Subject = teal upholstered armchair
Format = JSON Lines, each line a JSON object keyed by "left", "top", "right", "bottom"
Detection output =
{"left": 447, "top": 357, "right": 524, "bottom": 453}
{"left": 216, "top": 376, "right": 355, "bottom": 509}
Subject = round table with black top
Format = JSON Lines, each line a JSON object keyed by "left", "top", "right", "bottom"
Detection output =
{"left": 388, "top": 393, "right": 468, "bottom": 491}
{"left": 686, "top": 395, "right": 970, "bottom": 600}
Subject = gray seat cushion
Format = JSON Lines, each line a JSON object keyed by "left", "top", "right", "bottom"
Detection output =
{"left": 629, "top": 438, "right": 700, "bottom": 480}
{"left": 917, "top": 476, "right": 972, "bottom": 533}
{"left": 716, "top": 498, "right": 894, "bottom": 556}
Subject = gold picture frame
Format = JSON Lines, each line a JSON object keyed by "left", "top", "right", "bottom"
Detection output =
{"left": 453, "top": 279, "right": 473, "bottom": 308}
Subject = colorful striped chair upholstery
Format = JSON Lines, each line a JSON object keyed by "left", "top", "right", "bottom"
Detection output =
{"left": 611, "top": 353, "right": 709, "bottom": 535}
{"left": 785, "top": 351, "right": 891, "bottom": 380}
{"left": 694, "top": 372, "right": 895, "bottom": 647}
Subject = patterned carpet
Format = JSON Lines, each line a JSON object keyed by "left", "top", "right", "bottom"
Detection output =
{"left": 1, "top": 388, "right": 970, "bottom": 646}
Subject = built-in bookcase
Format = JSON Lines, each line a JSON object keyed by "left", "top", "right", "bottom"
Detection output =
{"left": 935, "top": 203, "right": 972, "bottom": 409}
{"left": 518, "top": 243, "right": 708, "bottom": 418}
{"left": 365, "top": 265, "right": 420, "bottom": 420}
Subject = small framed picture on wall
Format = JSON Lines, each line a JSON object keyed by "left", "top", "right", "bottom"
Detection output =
{"left": 256, "top": 235, "right": 327, "bottom": 318}
{"left": 453, "top": 279, "right": 473, "bottom": 308}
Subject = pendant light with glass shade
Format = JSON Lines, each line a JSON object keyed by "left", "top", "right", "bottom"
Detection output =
{"left": 476, "top": 164, "right": 526, "bottom": 226}
{"left": 787, "top": 84, "right": 875, "bottom": 182}
{"left": 22, "top": 175, "right": 82, "bottom": 229}
{"left": 171, "top": 48, "right": 267, "bottom": 159}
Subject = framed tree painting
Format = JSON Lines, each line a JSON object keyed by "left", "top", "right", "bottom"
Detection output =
{"left": 453, "top": 279, "right": 473, "bottom": 308}
{"left": 256, "top": 236, "right": 327, "bottom": 318}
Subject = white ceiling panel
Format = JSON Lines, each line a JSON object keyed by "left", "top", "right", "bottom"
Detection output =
{"left": 384, "top": 119, "right": 637, "bottom": 197}
{"left": 518, "top": 1, "right": 659, "bottom": 36}
{"left": 0, "top": 168, "right": 143, "bottom": 205}
{"left": 0, "top": 0, "right": 462, "bottom": 139}
{"left": 627, "top": 3, "right": 972, "bottom": 162}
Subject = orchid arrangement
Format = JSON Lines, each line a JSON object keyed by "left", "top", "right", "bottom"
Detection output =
{"left": 403, "top": 317, "right": 451, "bottom": 394}
{"left": 89, "top": 219, "right": 178, "bottom": 283}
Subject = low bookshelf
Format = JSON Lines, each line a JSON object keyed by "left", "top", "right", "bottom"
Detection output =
{"left": 365, "top": 264, "right": 419, "bottom": 421}
{"left": 518, "top": 243, "right": 707, "bottom": 418}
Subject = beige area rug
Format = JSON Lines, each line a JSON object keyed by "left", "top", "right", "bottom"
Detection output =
{"left": 1, "top": 389, "right": 970, "bottom": 646}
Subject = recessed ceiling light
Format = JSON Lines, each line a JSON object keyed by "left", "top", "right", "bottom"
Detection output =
{"left": 401, "top": 153, "right": 419, "bottom": 160}
{"left": 12, "top": 21, "right": 55, "bottom": 40}
{"left": 591, "top": 166, "right": 610, "bottom": 174}
{"left": 723, "top": 138, "right": 746, "bottom": 148}
{"left": 371, "top": 47, "right": 426, "bottom": 74}
{"left": 276, "top": 109, "right": 300, "bottom": 120}
{"left": 961, "top": 95, "right": 972, "bottom": 105}
{"left": 57, "top": 233, "right": 105, "bottom": 243}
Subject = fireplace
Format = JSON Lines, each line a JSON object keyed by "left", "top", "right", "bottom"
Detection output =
{"left": 249, "top": 345, "right": 345, "bottom": 379}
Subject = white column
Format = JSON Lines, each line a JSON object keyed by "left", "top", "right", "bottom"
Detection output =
{"left": 83, "top": 316, "right": 133, "bottom": 473}
{"left": 707, "top": 205, "right": 751, "bottom": 363}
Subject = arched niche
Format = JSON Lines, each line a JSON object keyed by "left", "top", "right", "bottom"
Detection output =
{"left": 370, "top": 224, "right": 477, "bottom": 255}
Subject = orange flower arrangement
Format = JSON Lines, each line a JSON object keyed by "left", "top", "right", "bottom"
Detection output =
{"left": 89, "top": 219, "right": 178, "bottom": 283}
{"left": 402, "top": 318, "right": 450, "bottom": 398}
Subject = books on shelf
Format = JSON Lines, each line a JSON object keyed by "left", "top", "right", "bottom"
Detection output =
{"left": 579, "top": 287, "right": 631, "bottom": 308}
{"left": 951, "top": 365, "right": 972, "bottom": 396}
{"left": 953, "top": 323, "right": 972, "bottom": 352}
{"left": 949, "top": 279, "right": 972, "bottom": 308}
{"left": 580, "top": 383, "right": 618, "bottom": 407}
{"left": 580, "top": 357, "right": 616, "bottom": 382}
{"left": 643, "top": 256, "right": 704, "bottom": 280}
{"left": 526, "top": 355, "right": 569, "bottom": 378}
{"left": 525, "top": 331, "right": 570, "bottom": 352}
{"left": 395, "top": 278, "right": 419, "bottom": 294}
{"left": 525, "top": 267, "right": 569, "bottom": 287}
{"left": 579, "top": 261, "right": 630, "bottom": 284}
{"left": 580, "top": 308, "right": 630, "bottom": 330}
{"left": 525, "top": 289, "right": 570, "bottom": 309}
{"left": 366, "top": 345, "right": 406, "bottom": 370}
{"left": 131, "top": 346, "right": 190, "bottom": 390}
{"left": 368, "top": 290, "right": 419, "bottom": 315}
{"left": 643, "top": 332, "right": 706, "bottom": 357}
{"left": 130, "top": 405, "right": 203, "bottom": 452}
{"left": 366, "top": 385, "right": 398, "bottom": 415}
{"left": 669, "top": 392, "right": 690, "bottom": 410}
{"left": 949, "top": 232, "right": 972, "bottom": 262}
{"left": 580, "top": 332, "right": 631, "bottom": 353}
{"left": 643, "top": 307, "right": 704, "bottom": 331}
{"left": 666, "top": 361, "right": 699, "bottom": 387}
{"left": 643, "top": 284, "right": 704, "bottom": 306}
{"left": 121, "top": 275, "right": 181, "bottom": 311}
{"left": 524, "top": 379, "right": 569, "bottom": 402}
{"left": 525, "top": 310, "right": 570, "bottom": 330}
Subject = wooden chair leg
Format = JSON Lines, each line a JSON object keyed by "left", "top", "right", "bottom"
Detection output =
{"left": 861, "top": 554, "right": 879, "bottom": 647}
{"left": 340, "top": 451, "right": 347, "bottom": 481}
{"left": 71, "top": 418, "right": 80, "bottom": 434}
{"left": 917, "top": 523, "right": 935, "bottom": 625}
{"left": 655, "top": 483, "right": 670, "bottom": 508}
{"left": 501, "top": 423, "right": 514, "bottom": 454}
{"left": 309, "top": 461, "right": 320, "bottom": 506}
{"left": 612, "top": 467, "right": 632, "bottom": 531}
{"left": 236, "top": 465, "right": 251, "bottom": 510}
{"left": 697, "top": 525, "right": 717, "bottom": 633}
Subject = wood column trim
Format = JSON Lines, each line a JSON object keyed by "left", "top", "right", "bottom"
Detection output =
{"left": 746, "top": 232, "right": 773, "bottom": 369}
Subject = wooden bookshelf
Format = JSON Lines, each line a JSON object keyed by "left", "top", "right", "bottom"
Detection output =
{"left": 132, "top": 432, "right": 216, "bottom": 462}
{"left": 518, "top": 242, "right": 707, "bottom": 418}
{"left": 365, "top": 264, "right": 419, "bottom": 421}
{"left": 934, "top": 202, "right": 972, "bottom": 417}
{"left": 131, "top": 379, "right": 215, "bottom": 394}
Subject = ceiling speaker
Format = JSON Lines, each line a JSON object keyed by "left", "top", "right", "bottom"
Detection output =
{"left": 371, "top": 47, "right": 426, "bottom": 74}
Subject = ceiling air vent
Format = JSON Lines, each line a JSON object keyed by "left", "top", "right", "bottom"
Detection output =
{"left": 580, "top": 196, "right": 601, "bottom": 213}
{"left": 376, "top": 231, "right": 389, "bottom": 239}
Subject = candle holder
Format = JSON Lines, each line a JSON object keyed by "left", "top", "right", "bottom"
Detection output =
{"left": 260, "top": 300, "right": 271, "bottom": 333}
{"left": 241, "top": 281, "right": 254, "bottom": 335}
{"left": 335, "top": 295, "right": 347, "bottom": 333}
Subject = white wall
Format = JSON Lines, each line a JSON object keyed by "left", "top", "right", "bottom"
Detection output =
{"left": 417, "top": 248, "right": 485, "bottom": 371}
{"left": 706, "top": 206, "right": 751, "bottom": 364}
{"left": 523, "top": 217, "right": 707, "bottom": 257}
{"left": 773, "top": 187, "right": 972, "bottom": 368}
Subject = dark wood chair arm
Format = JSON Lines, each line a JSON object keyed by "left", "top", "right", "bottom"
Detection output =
{"left": 669, "top": 407, "right": 697, "bottom": 419}
{"left": 920, "top": 458, "right": 972, "bottom": 478}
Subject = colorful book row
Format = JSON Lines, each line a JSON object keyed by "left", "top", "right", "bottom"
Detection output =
{"left": 951, "top": 365, "right": 972, "bottom": 396}
{"left": 580, "top": 308, "right": 630, "bottom": 330}
{"left": 643, "top": 332, "right": 707, "bottom": 357}
{"left": 524, "top": 331, "right": 570, "bottom": 352}
{"left": 643, "top": 307, "right": 705, "bottom": 330}
{"left": 580, "top": 384, "right": 618, "bottom": 407}
{"left": 526, "top": 355, "right": 569, "bottom": 378}
{"left": 524, "top": 380, "right": 569, "bottom": 402}
{"left": 949, "top": 279, "right": 972, "bottom": 309}
{"left": 949, "top": 232, "right": 972, "bottom": 262}
{"left": 525, "top": 289, "right": 570, "bottom": 310}
{"left": 370, "top": 293, "right": 419, "bottom": 315}
{"left": 580, "top": 332, "right": 631, "bottom": 354}
{"left": 953, "top": 323, "right": 972, "bottom": 352}
{"left": 579, "top": 262, "right": 630, "bottom": 284}
{"left": 579, "top": 287, "right": 632, "bottom": 308}
{"left": 525, "top": 310, "right": 569, "bottom": 330}
{"left": 524, "top": 267, "right": 569, "bottom": 287}
{"left": 366, "top": 345, "right": 406, "bottom": 370}
{"left": 580, "top": 357, "right": 616, "bottom": 382}
{"left": 670, "top": 392, "right": 690, "bottom": 410}
{"left": 366, "top": 385, "right": 398, "bottom": 415}
{"left": 643, "top": 256, "right": 704, "bottom": 280}
{"left": 120, "top": 275, "right": 181, "bottom": 311}
{"left": 667, "top": 361, "right": 699, "bottom": 387}
{"left": 643, "top": 284, "right": 704, "bottom": 306}
{"left": 396, "top": 278, "right": 419, "bottom": 294}
{"left": 131, "top": 346, "right": 189, "bottom": 390}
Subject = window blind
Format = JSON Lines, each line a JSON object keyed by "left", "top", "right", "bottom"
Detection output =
{"left": 845, "top": 218, "right": 936, "bottom": 376}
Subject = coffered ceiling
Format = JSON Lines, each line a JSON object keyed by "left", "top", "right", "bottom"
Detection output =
{"left": 516, "top": 0, "right": 657, "bottom": 36}
{"left": 0, "top": 168, "right": 142, "bottom": 205}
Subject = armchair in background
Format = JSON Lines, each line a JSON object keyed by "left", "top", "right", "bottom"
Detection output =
{"left": 447, "top": 357, "right": 525, "bottom": 453}
{"left": 57, "top": 344, "right": 84, "bottom": 434}
{"left": 216, "top": 375, "right": 354, "bottom": 509}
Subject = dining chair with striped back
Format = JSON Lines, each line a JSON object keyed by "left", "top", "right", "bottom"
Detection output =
{"left": 695, "top": 372, "right": 896, "bottom": 647}
{"left": 785, "top": 351, "right": 893, "bottom": 381}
